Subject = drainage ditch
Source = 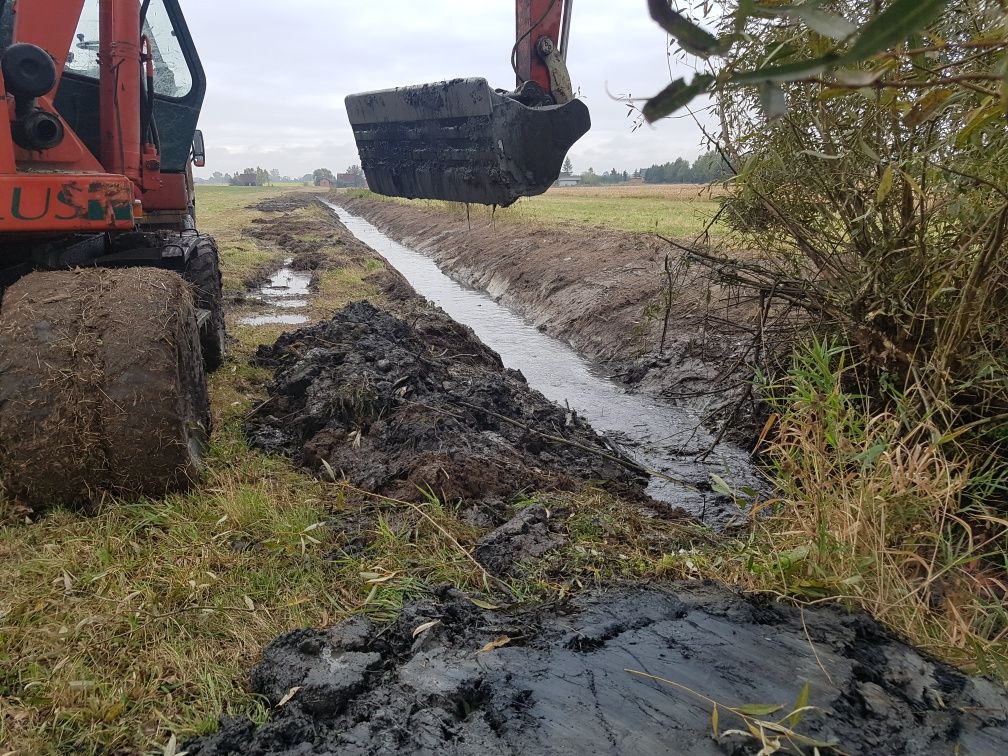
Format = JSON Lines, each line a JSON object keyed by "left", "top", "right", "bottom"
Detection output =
{"left": 325, "top": 203, "right": 759, "bottom": 525}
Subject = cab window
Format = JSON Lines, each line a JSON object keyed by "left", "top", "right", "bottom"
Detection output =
{"left": 64, "top": 0, "right": 193, "bottom": 100}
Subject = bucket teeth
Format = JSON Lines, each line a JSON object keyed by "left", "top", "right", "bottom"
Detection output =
{"left": 346, "top": 78, "right": 590, "bottom": 207}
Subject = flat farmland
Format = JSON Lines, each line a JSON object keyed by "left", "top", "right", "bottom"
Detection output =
{"left": 360, "top": 183, "right": 725, "bottom": 239}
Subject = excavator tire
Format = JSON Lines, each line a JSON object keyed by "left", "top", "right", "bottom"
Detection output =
{"left": 0, "top": 267, "right": 210, "bottom": 509}
{"left": 184, "top": 235, "right": 227, "bottom": 372}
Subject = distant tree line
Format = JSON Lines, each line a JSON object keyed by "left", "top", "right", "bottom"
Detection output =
{"left": 579, "top": 167, "right": 630, "bottom": 186}
{"left": 194, "top": 166, "right": 366, "bottom": 188}
{"left": 640, "top": 152, "right": 730, "bottom": 184}
{"left": 564, "top": 151, "right": 731, "bottom": 186}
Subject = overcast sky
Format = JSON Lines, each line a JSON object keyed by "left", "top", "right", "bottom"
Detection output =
{"left": 184, "top": 1, "right": 711, "bottom": 179}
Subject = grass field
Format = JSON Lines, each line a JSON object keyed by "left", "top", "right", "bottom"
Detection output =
{"left": 346, "top": 183, "right": 725, "bottom": 239}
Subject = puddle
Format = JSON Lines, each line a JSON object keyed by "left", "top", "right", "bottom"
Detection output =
{"left": 239, "top": 258, "right": 313, "bottom": 327}
{"left": 240, "top": 314, "right": 311, "bottom": 327}
{"left": 325, "top": 203, "right": 759, "bottom": 524}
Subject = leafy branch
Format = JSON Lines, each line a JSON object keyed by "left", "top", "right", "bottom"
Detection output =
{"left": 625, "top": 670, "right": 845, "bottom": 754}
{"left": 644, "top": 0, "right": 964, "bottom": 121}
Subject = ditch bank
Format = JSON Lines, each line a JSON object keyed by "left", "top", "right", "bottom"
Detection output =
{"left": 331, "top": 196, "right": 762, "bottom": 442}
{"left": 187, "top": 582, "right": 1008, "bottom": 755}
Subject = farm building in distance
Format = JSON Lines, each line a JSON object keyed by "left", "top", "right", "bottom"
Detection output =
{"left": 556, "top": 175, "right": 582, "bottom": 187}
{"left": 337, "top": 172, "right": 367, "bottom": 189}
{"left": 232, "top": 170, "right": 258, "bottom": 186}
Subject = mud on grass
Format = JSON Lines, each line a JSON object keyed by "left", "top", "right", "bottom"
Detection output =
{"left": 0, "top": 431, "right": 705, "bottom": 752}
{"left": 232, "top": 198, "right": 404, "bottom": 320}
{"left": 187, "top": 582, "right": 1008, "bottom": 756}
{"left": 195, "top": 186, "right": 310, "bottom": 294}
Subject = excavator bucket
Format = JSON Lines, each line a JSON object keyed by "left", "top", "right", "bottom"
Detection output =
{"left": 346, "top": 78, "right": 590, "bottom": 207}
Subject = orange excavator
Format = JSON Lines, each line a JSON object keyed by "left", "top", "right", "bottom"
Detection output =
{"left": 346, "top": 0, "right": 590, "bottom": 207}
{"left": 0, "top": 1, "right": 584, "bottom": 508}
{"left": 0, "top": 0, "right": 222, "bottom": 507}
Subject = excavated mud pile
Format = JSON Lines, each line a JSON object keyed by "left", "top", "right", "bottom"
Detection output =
{"left": 248, "top": 195, "right": 318, "bottom": 213}
{"left": 187, "top": 582, "right": 1008, "bottom": 755}
{"left": 247, "top": 301, "right": 646, "bottom": 503}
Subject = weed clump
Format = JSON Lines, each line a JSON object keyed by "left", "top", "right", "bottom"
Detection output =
{"left": 660, "top": 3, "right": 1008, "bottom": 674}
{"left": 723, "top": 340, "right": 1008, "bottom": 677}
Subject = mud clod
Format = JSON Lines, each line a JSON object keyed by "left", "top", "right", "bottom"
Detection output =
{"left": 246, "top": 301, "right": 647, "bottom": 504}
{"left": 186, "top": 583, "right": 1008, "bottom": 755}
{"left": 248, "top": 195, "right": 317, "bottom": 214}
{"left": 474, "top": 504, "right": 566, "bottom": 576}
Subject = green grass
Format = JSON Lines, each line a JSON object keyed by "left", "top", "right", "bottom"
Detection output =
{"left": 499, "top": 192, "right": 720, "bottom": 238}
{"left": 671, "top": 339, "right": 1008, "bottom": 680}
{"left": 342, "top": 185, "right": 722, "bottom": 238}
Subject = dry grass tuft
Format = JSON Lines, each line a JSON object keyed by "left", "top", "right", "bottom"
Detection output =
{"left": 685, "top": 340, "right": 1008, "bottom": 679}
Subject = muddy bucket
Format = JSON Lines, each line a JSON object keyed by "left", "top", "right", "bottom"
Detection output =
{"left": 346, "top": 78, "right": 590, "bottom": 207}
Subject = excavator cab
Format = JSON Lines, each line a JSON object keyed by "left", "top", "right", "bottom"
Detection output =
{"left": 346, "top": 0, "right": 590, "bottom": 207}
{"left": 53, "top": 0, "right": 207, "bottom": 227}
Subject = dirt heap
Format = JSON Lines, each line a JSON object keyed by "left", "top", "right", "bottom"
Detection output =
{"left": 248, "top": 194, "right": 318, "bottom": 213}
{"left": 240, "top": 198, "right": 416, "bottom": 303}
{"left": 247, "top": 199, "right": 360, "bottom": 276}
{"left": 246, "top": 301, "right": 647, "bottom": 503}
{"left": 186, "top": 582, "right": 1008, "bottom": 755}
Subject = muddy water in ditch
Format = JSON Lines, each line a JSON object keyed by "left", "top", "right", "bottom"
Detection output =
{"left": 239, "top": 259, "right": 312, "bottom": 327}
{"left": 327, "top": 203, "right": 758, "bottom": 524}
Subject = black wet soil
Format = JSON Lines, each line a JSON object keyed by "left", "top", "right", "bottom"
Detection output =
{"left": 246, "top": 301, "right": 648, "bottom": 505}
{"left": 186, "top": 582, "right": 1008, "bottom": 755}
{"left": 248, "top": 195, "right": 318, "bottom": 214}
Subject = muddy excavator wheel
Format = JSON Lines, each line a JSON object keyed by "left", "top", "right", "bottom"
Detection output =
{"left": 184, "top": 235, "right": 227, "bottom": 372}
{"left": 0, "top": 267, "right": 211, "bottom": 509}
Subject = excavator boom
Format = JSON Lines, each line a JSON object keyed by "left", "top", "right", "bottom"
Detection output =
{"left": 346, "top": 0, "right": 590, "bottom": 207}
